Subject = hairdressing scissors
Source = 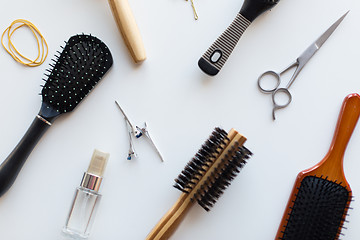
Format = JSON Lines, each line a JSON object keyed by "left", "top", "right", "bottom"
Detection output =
{"left": 257, "top": 11, "right": 348, "bottom": 120}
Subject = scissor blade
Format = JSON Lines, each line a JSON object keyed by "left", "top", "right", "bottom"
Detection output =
{"left": 315, "top": 11, "right": 349, "bottom": 49}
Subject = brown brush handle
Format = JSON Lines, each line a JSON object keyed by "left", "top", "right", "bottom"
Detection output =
{"left": 146, "top": 193, "right": 194, "bottom": 240}
{"left": 298, "top": 93, "right": 360, "bottom": 181}
{"left": 108, "top": 0, "right": 146, "bottom": 63}
{"left": 326, "top": 93, "right": 360, "bottom": 161}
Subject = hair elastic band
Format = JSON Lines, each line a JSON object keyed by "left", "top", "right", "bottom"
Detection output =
{"left": 1, "top": 19, "right": 48, "bottom": 67}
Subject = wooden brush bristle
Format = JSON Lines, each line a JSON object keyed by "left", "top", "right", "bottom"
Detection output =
{"left": 174, "top": 127, "right": 252, "bottom": 211}
{"left": 41, "top": 34, "right": 113, "bottom": 114}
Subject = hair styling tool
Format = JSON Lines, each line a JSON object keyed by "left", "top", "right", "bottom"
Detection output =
{"left": 1, "top": 19, "right": 48, "bottom": 67}
{"left": 108, "top": 0, "right": 146, "bottom": 63}
{"left": 198, "top": 0, "right": 280, "bottom": 76}
{"left": 276, "top": 93, "right": 360, "bottom": 240}
{"left": 115, "top": 101, "right": 164, "bottom": 162}
{"left": 186, "top": 0, "right": 198, "bottom": 20}
{"left": 258, "top": 11, "right": 348, "bottom": 120}
{"left": 0, "top": 34, "right": 113, "bottom": 197}
{"left": 146, "top": 127, "right": 252, "bottom": 240}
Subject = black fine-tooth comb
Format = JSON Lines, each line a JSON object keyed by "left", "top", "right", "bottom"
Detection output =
{"left": 0, "top": 34, "right": 113, "bottom": 197}
{"left": 276, "top": 93, "right": 360, "bottom": 240}
{"left": 198, "top": 0, "right": 280, "bottom": 76}
{"left": 146, "top": 127, "right": 252, "bottom": 240}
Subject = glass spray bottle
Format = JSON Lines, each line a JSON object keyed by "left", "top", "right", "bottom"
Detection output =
{"left": 63, "top": 149, "right": 109, "bottom": 239}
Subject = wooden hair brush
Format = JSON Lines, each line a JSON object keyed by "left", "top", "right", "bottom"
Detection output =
{"left": 0, "top": 34, "right": 113, "bottom": 197}
{"left": 276, "top": 93, "right": 360, "bottom": 239}
{"left": 146, "top": 127, "right": 252, "bottom": 240}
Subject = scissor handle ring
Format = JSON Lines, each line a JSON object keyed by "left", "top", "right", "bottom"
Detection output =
{"left": 257, "top": 71, "right": 281, "bottom": 93}
{"left": 272, "top": 87, "right": 292, "bottom": 109}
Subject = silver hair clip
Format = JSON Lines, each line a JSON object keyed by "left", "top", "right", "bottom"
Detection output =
{"left": 115, "top": 101, "right": 164, "bottom": 162}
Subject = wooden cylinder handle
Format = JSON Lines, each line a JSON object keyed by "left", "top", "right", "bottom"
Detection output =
{"left": 108, "top": 0, "right": 146, "bottom": 63}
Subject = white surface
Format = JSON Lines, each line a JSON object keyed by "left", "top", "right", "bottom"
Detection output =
{"left": 0, "top": 0, "right": 360, "bottom": 239}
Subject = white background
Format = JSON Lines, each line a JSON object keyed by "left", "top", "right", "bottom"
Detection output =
{"left": 0, "top": 0, "right": 360, "bottom": 239}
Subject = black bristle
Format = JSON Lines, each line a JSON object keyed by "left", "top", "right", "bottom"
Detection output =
{"left": 197, "top": 146, "right": 252, "bottom": 211}
{"left": 173, "top": 127, "right": 228, "bottom": 193}
{"left": 41, "top": 34, "right": 113, "bottom": 115}
{"left": 280, "top": 176, "right": 351, "bottom": 240}
{"left": 173, "top": 127, "right": 252, "bottom": 211}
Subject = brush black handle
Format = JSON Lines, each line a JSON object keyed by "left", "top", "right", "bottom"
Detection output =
{"left": 0, "top": 116, "right": 51, "bottom": 197}
{"left": 198, "top": 0, "right": 279, "bottom": 76}
{"left": 198, "top": 13, "right": 251, "bottom": 76}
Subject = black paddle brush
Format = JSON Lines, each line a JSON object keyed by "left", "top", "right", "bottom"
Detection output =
{"left": 0, "top": 34, "right": 113, "bottom": 197}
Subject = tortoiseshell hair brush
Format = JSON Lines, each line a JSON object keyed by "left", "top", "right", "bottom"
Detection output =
{"left": 276, "top": 93, "right": 360, "bottom": 239}
{"left": 0, "top": 34, "right": 113, "bottom": 197}
{"left": 146, "top": 127, "right": 252, "bottom": 240}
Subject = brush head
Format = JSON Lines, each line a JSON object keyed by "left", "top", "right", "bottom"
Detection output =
{"left": 39, "top": 34, "right": 113, "bottom": 119}
{"left": 174, "top": 127, "right": 252, "bottom": 211}
{"left": 279, "top": 176, "right": 351, "bottom": 240}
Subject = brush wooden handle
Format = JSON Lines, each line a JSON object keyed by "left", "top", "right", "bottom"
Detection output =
{"left": 327, "top": 93, "right": 360, "bottom": 162}
{"left": 108, "top": 0, "right": 146, "bottom": 63}
{"left": 0, "top": 116, "right": 51, "bottom": 197}
{"left": 146, "top": 193, "right": 194, "bottom": 240}
{"left": 306, "top": 93, "right": 360, "bottom": 181}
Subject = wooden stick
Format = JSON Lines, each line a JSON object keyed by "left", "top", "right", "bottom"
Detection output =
{"left": 108, "top": 0, "right": 146, "bottom": 63}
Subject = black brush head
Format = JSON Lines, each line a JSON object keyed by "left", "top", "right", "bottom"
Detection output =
{"left": 39, "top": 34, "right": 113, "bottom": 119}
{"left": 174, "top": 127, "right": 252, "bottom": 211}
{"left": 280, "top": 176, "right": 351, "bottom": 240}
